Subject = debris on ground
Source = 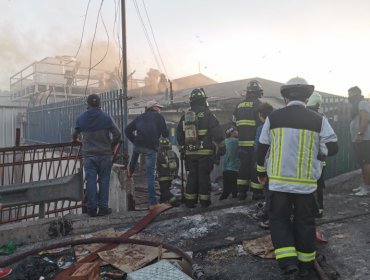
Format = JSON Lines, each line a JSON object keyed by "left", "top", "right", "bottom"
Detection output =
{"left": 243, "top": 234, "right": 275, "bottom": 259}
{"left": 0, "top": 241, "right": 16, "bottom": 255}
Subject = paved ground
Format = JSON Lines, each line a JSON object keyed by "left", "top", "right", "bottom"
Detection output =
{"left": 0, "top": 170, "right": 369, "bottom": 279}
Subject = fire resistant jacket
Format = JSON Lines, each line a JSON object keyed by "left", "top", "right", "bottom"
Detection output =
{"left": 256, "top": 101, "right": 338, "bottom": 194}
{"left": 177, "top": 104, "right": 225, "bottom": 156}
{"left": 233, "top": 97, "right": 261, "bottom": 148}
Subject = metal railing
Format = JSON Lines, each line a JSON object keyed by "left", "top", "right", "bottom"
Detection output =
{"left": 0, "top": 142, "right": 83, "bottom": 224}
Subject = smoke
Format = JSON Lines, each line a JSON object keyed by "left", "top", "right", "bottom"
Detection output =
{"left": 0, "top": 20, "right": 124, "bottom": 91}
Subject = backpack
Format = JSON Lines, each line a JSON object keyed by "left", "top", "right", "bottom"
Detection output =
{"left": 165, "top": 149, "right": 179, "bottom": 175}
{"left": 184, "top": 110, "right": 198, "bottom": 148}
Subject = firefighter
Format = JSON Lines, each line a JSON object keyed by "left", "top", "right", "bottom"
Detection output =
{"left": 176, "top": 88, "right": 225, "bottom": 208}
{"left": 157, "top": 137, "right": 179, "bottom": 206}
{"left": 306, "top": 91, "right": 326, "bottom": 217}
{"left": 256, "top": 77, "right": 338, "bottom": 279}
{"left": 233, "top": 80, "right": 263, "bottom": 200}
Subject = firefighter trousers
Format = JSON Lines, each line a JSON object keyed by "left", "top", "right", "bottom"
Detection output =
{"left": 184, "top": 155, "right": 213, "bottom": 207}
{"left": 158, "top": 180, "right": 174, "bottom": 203}
{"left": 237, "top": 147, "right": 263, "bottom": 196}
{"left": 269, "top": 191, "right": 317, "bottom": 271}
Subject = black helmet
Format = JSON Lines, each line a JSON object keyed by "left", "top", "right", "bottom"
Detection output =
{"left": 87, "top": 94, "right": 101, "bottom": 107}
{"left": 190, "top": 88, "right": 207, "bottom": 102}
{"left": 246, "top": 80, "right": 263, "bottom": 97}
{"left": 280, "top": 77, "right": 314, "bottom": 100}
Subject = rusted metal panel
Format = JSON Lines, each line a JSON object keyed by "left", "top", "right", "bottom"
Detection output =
{"left": 0, "top": 142, "right": 83, "bottom": 224}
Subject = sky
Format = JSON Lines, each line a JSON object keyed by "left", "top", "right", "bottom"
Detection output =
{"left": 1, "top": 0, "right": 370, "bottom": 96}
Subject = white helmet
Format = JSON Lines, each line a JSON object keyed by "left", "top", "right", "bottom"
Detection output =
{"left": 306, "top": 91, "right": 322, "bottom": 109}
{"left": 280, "top": 77, "right": 314, "bottom": 100}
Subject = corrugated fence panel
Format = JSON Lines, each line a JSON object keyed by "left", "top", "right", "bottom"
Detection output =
{"left": 0, "top": 107, "right": 24, "bottom": 148}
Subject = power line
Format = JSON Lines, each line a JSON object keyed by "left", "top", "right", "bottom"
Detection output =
{"left": 132, "top": 0, "right": 162, "bottom": 72}
{"left": 91, "top": 12, "right": 110, "bottom": 69}
{"left": 74, "top": 0, "right": 91, "bottom": 59}
{"left": 84, "top": 0, "right": 105, "bottom": 96}
{"left": 142, "top": 0, "right": 169, "bottom": 79}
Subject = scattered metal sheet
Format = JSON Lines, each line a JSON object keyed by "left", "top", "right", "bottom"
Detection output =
{"left": 97, "top": 244, "right": 159, "bottom": 272}
{"left": 127, "top": 260, "right": 193, "bottom": 280}
{"left": 243, "top": 234, "right": 275, "bottom": 259}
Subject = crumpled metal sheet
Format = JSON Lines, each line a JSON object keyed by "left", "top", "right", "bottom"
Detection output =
{"left": 97, "top": 244, "right": 159, "bottom": 272}
{"left": 243, "top": 234, "right": 275, "bottom": 259}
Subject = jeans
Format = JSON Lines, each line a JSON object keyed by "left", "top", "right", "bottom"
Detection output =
{"left": 83, "top": 155, "right": 112, "bottom": 210}
{"left": 129, "top": 146, "right": 157, "bottom": 205}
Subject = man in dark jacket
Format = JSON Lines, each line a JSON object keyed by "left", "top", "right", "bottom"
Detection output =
{"left": 177, "top": 88, "right": 225, "bottom": 208}
{"left": 72, "top": 94, "right": 122, "bottom": 217}
{"left": 125, "top": 100, "right": 169, "bottom": 210}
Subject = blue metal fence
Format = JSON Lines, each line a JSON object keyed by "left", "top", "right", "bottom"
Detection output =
{"left": 25, "top": 90, "right": 125, "bottom": 144}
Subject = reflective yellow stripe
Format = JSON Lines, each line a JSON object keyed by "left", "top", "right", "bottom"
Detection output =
{"left": 269, "top": 175, "right": 317, "bottom": 187}
{"left": 251, "top": 181, "right": 263, "bottom": 190}
{"left": 198, "top": 129, "right": 208, "bottom": 136}
{"left": 257, "top": 165, "right": 266, "bottom": 172}
{"left": 277, "top": 128, "right": 284, "bottom": 176}
{"left": 236, "top": 120, "right": 256, "bottom": 126}
{"left": 186, "top": 149, "right": 213, "bottom": 156}
{"left": 323, "top": 161, "right": 327, "bottom": 166}
{"left": 158, "top": 176, "right": 172, "bottom": 181}
{"left": 160, "top": 164, "right": 168, "bottom": 168}
{"left": 237, "top": 179, "right": 249, "bottom": 186}
{"left": 270, "top": 130, "right": 276, "bottom": 175}
{"left": 185, "top": 193, "right": 197, "bottom": 199}
{"left": 199, "top": 194, "right": 210, "bottom": 200}
{"left": 237, "top": 101, "right": 254, "bottom": 108}
{"left": 297, "top": 130, "right": 306, "bottom": 179}
{"left": 305, "top": 131, "right": 316, "bottom": 179}
{"left": 275, "top": 247, "right": 297, "bottom": 260}
{"left": 239, "top": 140, "right": 255, "bottom": 147}
{"left": 297, "top": 251, "right": 316, "bottom": 262}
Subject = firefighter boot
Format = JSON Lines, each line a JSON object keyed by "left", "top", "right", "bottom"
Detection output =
{"left": 252, "top": 189, "right": 265, "bottom": 200}
{"left": 237, "top": 186, "right": 247, "bottom": 200}
{"left": 219, "top": 184, "right": 231, "bottom": 200}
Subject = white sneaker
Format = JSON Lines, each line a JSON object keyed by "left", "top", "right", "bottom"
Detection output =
{"left": 354, "top": 187, "right": 370, "bottom": 197}
{"left": 352, "top": 185, "right": 364, "bottom": 192}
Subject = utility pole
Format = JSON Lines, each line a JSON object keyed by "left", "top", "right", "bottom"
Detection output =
{"left": 121, "top": 0, "right": 128, "bottom": 153}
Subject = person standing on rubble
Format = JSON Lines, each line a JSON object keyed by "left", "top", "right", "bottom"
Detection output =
{"left": 256, "top": 77, "right": 338, "bottom": 279}
{"left": 306, "top": 91, "right": 326, "bottom": 217}
{"left": 125, "top": 100, "right": 169, "bottom": 211}
{"left": 219, "top": 126, "right": 240, "bottom": 200}
{"left": 233, "top": 80, "right": 264, "bottom": 200}
{"left": 176, "top": 88, "right": 225, "bottom": 208}
{"left": 72, "top": 94, "right": 122, "bottom": 217}
{"left": 348, "top": 86, "right": 370, "bottom": 196}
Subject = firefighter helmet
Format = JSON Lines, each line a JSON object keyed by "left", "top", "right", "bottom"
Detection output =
{"left": 190, "top": 88, "right": 207, "bottom": 102}
{"left": 348, "top": 86, "right": 361, "bottom": 96}
{"left": 87, "top": 94, "right": 101, "bottom": 107}
{"left": 246, "top": 80, "right": 263, "bottom": 97}
{"left": 306, "top": 91, "right": 322, "bottom": 109}
{"left": 280, "top": 77, "right": 314, "bottom": 100}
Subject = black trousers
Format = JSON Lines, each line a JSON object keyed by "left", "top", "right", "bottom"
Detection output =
{"left": 269, "top": 191, "right": 317, "bottom": 270}
{"left": 316, "top": 166, "right": 326, "bottom": 211}
{"left": 221, "top": 170, "right": 238, "bottom": 198}
{"left": 185, "top": 156, "right": 213, "bottom": 205}
{"left": 159, "top": 180, "right": 173, "bottom": 202}
{"left": 237, "top": 147, "right": 262, "bottom": 194}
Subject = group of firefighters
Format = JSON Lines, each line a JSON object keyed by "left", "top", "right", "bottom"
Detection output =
{"left": 174, "top": 77, "right": 339, "bottom": 279}
{"left": 74, "top": 75, "right": 370, "bottom": 279}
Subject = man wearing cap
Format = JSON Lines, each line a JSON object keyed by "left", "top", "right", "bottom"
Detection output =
{"left": 125, "top": 100, "right": 169, "bottom": 210}
{"left": 348, "top": 86, "right": 370, "bottom": 196}
{"left": 72, "top": 94, "right": 122, "bottom": 217}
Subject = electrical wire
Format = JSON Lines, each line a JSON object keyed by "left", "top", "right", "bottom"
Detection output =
{"left": 84, "top": 0, "right": 105, "bottom": 96}
{"left": 142, "top": 0, "right": 169, "bottom": 79}
{"left": 90, "top": 12, "right": 110, "bottom": 69}
{"left": 132, "top": 0, "right": 162, "bottom": 72}
{"left": 74, "top": 0, "right": 91, "bottom": 60}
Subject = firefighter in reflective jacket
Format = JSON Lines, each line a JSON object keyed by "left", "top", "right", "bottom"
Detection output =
{"left": 256, "top": 77, "right": 338, "bottom": 279}
{"left": 233, "top": 80, "right": 263, "bottom": 200}
{"left": 176, "top": 88, "right": 225, "bottom": 208}
{"left": 157, "top": 138, "right": 179, "bottom": 206}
